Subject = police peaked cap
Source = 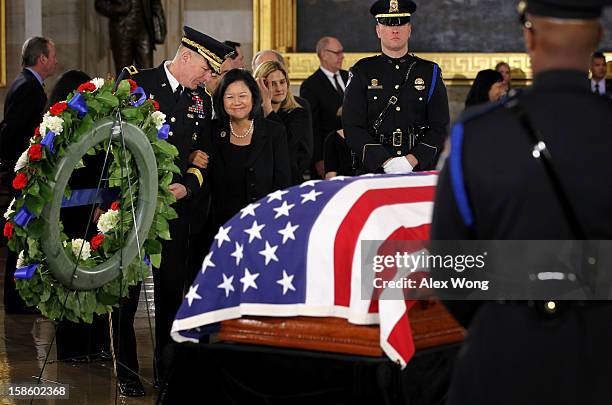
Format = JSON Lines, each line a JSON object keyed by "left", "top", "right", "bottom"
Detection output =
{"left": 370, "top": 0, "right": 417, "bottom": 26}
{"left": 181, "top": 26, "right": 235, "bottom": 74}
{"left": 519, "top": 0, "right": 612, "bottom": 19}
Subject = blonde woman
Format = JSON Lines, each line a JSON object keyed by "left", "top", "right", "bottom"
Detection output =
{"left": 254, "top": 61, "right": 313, "bottom": 185}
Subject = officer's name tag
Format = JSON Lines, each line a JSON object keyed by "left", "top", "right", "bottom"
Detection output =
{"left": 368, "top": 85, "right": 383, "bottom": 90}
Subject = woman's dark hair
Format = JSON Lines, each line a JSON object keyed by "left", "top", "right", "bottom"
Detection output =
{"left": 47, "top": 70, "right": 91, "bottom": 108}
{"left": 213, "top": 68, "right": 262, "bottom": 123}
{"left": 465, "top": 69, "right": 503, "bottom": 108}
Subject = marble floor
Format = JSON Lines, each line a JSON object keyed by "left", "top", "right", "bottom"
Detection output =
{"left": 0, "top": 247, "right": 159, "bottom": 404}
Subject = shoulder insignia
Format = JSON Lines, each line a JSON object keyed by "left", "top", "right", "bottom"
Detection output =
{"left": 125, "top": 65, "right": 139, "bottom": 75}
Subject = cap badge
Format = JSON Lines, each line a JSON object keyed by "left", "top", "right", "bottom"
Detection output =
{"left": 389, "top": 0, "right": 399, "bottom": 13}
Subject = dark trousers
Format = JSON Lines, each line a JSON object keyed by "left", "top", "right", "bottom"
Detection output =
{"left": 153, "top": 202, "right": 192, "bottom": 380}
{"left": 56, "top": 315, "right": 110, "bottom": 361}
{"left": 111, "top": 282, "right": 142, "bottom": 382}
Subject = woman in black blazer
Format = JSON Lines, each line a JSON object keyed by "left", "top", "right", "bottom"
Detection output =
{"left": 254, "top": 61, "right": 312, "bottom": 185}
{"left": 210, "top": 69, "right": 291, "bottom": 229}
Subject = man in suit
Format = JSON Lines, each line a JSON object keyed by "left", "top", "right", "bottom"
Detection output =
{"left": 300, "top": 37, "right": 348, "bottom": 179}
{"left": 590, "top": 51, "right": 612, "bottom": 97}
{"left": 116, "top": 26, "right": 234, "bottom": 396}
{"left": 95, "top": 0, "right": 165, "bottom": 75}
{"left": 0, "top": 36, "right": 57, "bottom": 314}
{"left": 432, "top": 0, "right": 612, "bottom": 403}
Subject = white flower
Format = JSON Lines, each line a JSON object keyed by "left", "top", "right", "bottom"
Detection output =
{"left": 3, "top": 198, "right": 15, "bottom": 220}
{"left": 71, "top": 239, "right": 91, "bottom": 261}
{"left": 40, "top": 113, "right": 64, "bottom": 135}
{"left": 14, "top": 150, "right": 29, "bottom": 172}
{"left": 16, "top": 251, "right": 25, "bottom": 269}
{"left": 151, "top": 111, "right": 166, "bottom": 130}
{"left": 97, "top": 209, "right": 120, "bottom": 234}
{"left": 91, "top": 77, "right": 105, "bottom": 91}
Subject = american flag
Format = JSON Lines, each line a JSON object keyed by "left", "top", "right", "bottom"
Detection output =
{"left": 171, "top": 173, "right": 437, "bottom": 367}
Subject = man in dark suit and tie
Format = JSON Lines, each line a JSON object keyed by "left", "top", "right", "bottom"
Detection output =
{"left": 0, "top": 36, "right": 57, "bottom": 313}
{"left": 300, "top": 37, "right": 349, "bottom": 179}
{"left": 590, "top": 51, "right": 612, "bottom": 98}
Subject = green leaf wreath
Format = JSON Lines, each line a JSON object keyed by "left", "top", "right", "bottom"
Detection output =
{"left": 2, "top": 77, "right": 180, "bottom": 323}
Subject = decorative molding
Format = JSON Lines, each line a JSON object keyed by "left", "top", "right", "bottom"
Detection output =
{"left": 253, "top": 0, "right": 296, "bottom": 53}
{"left": 0, "top": 0, "right": 5, "bottom": 88}
{"left": 285, "top": 52, "right": 533, "bottom": 86}
{"left": 253, "top": 1, "right": 612, "bottom": 86}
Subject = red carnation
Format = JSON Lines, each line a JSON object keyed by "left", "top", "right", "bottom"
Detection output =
{"left": 49, "top": 101, "right": 67, "bottom": 116}
{"left": 127, "top": 79, "right": 138, "bottom": 93}
{"left": 110, "top": 201, "right": 120, "bottom": 211}
{"left": 90, "top": 234, "right": 105, "bottom": 250}
{"left": 28, "top": 144, "right": 43, "bottom": 161}
{"left": 12, "top": 172, "right": 28, "bottom": 190}
{"left": 77, "top": 82, "right": 96, "bottom": 93}
{"left": 3, "top": 222, "right": 13, "bottom": 239}
{"left": 149, "top": 99, "right": 160, "bottom": 111}
{"left": 34, "top": 127, "right": 40, "bottom": 138}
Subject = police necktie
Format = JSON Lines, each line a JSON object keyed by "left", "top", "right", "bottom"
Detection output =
{"left": 333, "top": 73, "right": 344, "bottom": 98}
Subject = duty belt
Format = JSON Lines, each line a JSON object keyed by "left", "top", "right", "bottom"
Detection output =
{"left": 378, "top": 125, "right": 429, "bottom": 149}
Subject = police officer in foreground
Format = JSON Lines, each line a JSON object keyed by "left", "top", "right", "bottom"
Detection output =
{"left": 115, "top": 27, "right": 234, "bottom": 396}
{"left": 342, "top": 0, "right": 449, "bottom": 174}
{"left": 432, "top": 1, "right": 612, "bottom": 404}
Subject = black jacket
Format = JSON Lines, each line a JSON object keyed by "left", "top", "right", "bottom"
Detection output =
{"left": 209, "top": 117, "right": 291, "bottom": 227}
{"left": 129, "top": 62, "right": 212, "bottom": 198}
{"left": 266, "top": 105, "right": 312, "bottom": 185}
{"left": 0, "top": 69, "right": 47, "bottom": 170}
{"left": 300, "top": 68, "right": 348, "bottom": 163}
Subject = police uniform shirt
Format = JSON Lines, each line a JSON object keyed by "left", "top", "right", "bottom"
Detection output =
{"left": 342, "top": 52, "right": 449, "bottom": 172}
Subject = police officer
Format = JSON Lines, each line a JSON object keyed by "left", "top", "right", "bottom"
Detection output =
{"left": 432, "top": 1, "right": 612, "bottom": 403}
{"left": 343, "top": 0, "right": 449, "bottom": 174}
{"left": 114, "top": 26, "right": 234, "bottom": 395}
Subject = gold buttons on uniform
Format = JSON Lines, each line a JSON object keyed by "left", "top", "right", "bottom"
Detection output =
{"left": 395, "top": 106, "right": 401, "bottom": 111}
{"left": 168, "top": 131, "right": 173, "bottom": 137}
{"left": 196, "top": 121, "right": 199, "bottom": 126}
{"left": 374, "top": 96, "right": 378, "bottom": 100}
{"left": 221, "top": 131, "right": 226, "bottom": 138}
{"left": 395, "top": 85, "right": 400, "bottom": 89}
{"left": 170, "top": 117, "right": 176, "bottom": 123}
{"left": 545, "top": 301, "right": 556, "bottom": 313}
{"left": 192, "top": 133, "right": 198, "bottom": 141}
{"left": 419, "top": 97, "right": 423, "bottom": 101}
{"left": 396, "top": 151, "right": 402, "bottom": 155}
{"left": 395, "top": 65, "right": 400, "bottom": 70}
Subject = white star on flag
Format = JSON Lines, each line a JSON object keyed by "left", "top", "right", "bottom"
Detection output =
{"left": 258, "top": 241, "right": 279, "bottom": 265}
{"left": 230, "top": 242, "right": 244, "bottom": 266}
{"left": 244, "top": 220, "right": 265, "bottom": 243}
{"left": 276, "top": 270, "right": 296, "bottom": 295}
{"left": 217, "top": 274, "right": 235, "bottom": 297}
{"left": 214, "top": 225, "right": 231, "bottom": 248}
{"left": 300, "top": 189, "right": 323, "bottom": 204}
{"left": 201, "top": 251, "right": 215, "bottom": 274}
{"left": 273, "top": 200, "right": 295, "bottom": 219}
{"left": 240, "top": 202, "right": 260, "bottom": 219}
{"left": 266, "top": 189, "right": 288, "bottom": 203}
{"left": 240, "top": 268, "right": 260, "bottom": 292}
{"left": 277, "top": 222, "right": 299, "bottom": 244}
{"left": 300, "top": 179, "right": 321, "bottom": 188}
{"left": 185, "top": 284, "right": 202, "bottom": 306}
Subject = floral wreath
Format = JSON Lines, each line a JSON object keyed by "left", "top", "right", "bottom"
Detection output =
{"left": 3, "top": 78, "right": 179, "bottom": 323}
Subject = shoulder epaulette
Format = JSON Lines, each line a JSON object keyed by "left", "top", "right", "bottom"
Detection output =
{"left": 124, "top": 65, "right": 139, "bottom": 76}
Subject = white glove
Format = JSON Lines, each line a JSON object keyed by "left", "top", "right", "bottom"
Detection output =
{"left": 383, "top": 157, "right": 414, "bottom": 174}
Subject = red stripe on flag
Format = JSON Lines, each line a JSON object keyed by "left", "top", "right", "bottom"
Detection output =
{"left": 333, "top": 186, "right": 435, "bottom": 307}
{"left": 387, "top": 300, "right": 417, "bottom": 364}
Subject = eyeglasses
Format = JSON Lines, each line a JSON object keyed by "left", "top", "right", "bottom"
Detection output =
{"left": 325, "top": 49, "right": 344, "bottom": 56}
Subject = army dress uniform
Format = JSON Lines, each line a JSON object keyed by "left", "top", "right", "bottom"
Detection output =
{"left": 431, "top": 1, "right": 612, "bottom": 404}
{"left": 343, "top": 0, "right": 449, "bottom": 173}
{"left": 120, "top": 26, "right": 234, "bottom": 383}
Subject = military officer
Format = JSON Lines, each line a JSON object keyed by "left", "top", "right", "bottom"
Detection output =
{"left": 342, "top": 0, "right": 449, "bottom": 174}
{"left": 115, "top": 26, "right": 234, "bottom": 395}
{"left": 432, "top": 1, "right": 612, "bottom": 404}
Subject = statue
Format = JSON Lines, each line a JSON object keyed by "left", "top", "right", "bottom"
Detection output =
{"left": 95, "top": 0, "right": 166, "bottom": 75}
